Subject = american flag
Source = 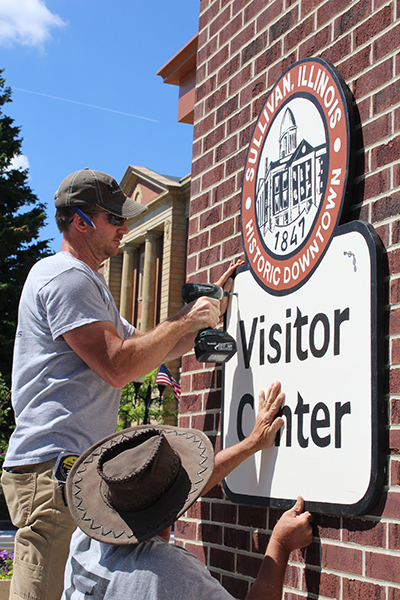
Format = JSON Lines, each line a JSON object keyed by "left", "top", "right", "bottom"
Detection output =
{"left": 155, "top": 364, "right": 181, "bottom": 403}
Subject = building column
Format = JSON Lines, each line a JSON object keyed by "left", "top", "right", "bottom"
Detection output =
{"left": 120, "top": 245, "right": 136, "bottom": 322}
{"left": 141, "top": 231, "right": 159, "bottom": 332}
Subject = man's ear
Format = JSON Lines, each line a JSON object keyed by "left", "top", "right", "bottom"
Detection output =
{"left": 71, "top": 208, "right": 97, "bottom": 231}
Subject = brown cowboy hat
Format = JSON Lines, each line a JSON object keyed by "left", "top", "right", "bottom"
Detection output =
{"left": 66, "top": 424, "right": 214, "bottom": 545}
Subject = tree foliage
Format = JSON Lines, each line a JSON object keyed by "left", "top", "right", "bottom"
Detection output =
{"left": 118, "top": 368, "right": 177, "bottom": 429}
{"left": 0, "top": 70, "right": 52, "bottom": 384}
{"left": 0, "top": 374, "right": 13, "bottom": 470}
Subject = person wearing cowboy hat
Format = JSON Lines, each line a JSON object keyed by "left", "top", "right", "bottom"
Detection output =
{"left": 2, "top": 168, "right": 244, "bottom": 600}
{"left": 62, "top": 383, "right": 313, "bottom": 600}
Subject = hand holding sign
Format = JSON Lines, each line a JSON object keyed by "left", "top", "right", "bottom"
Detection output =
{"left": 270, "top": 496, "right": 313, "bottom": 555}
{"left": 215, "top": 258, "right": 246, "bottom": 316}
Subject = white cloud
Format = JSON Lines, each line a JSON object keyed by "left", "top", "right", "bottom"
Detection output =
{"left": 10, "top": 154, "right": 30, "bottom": 171}
{"left": 0, "top": 0, "right": 65, "bottom": 47}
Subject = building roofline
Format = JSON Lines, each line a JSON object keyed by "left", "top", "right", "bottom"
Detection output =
{"left": 157, "top": 34, "right": 198, "bottom": 85}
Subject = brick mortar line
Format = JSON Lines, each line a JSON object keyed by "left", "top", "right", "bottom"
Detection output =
{"left": 192, "top": 114, "right": 400, "bottom": 195}
{"left": 194, "top": 27, "right": 400, "bottom": 132}
{"left": 196, "top": 7, "right": 397, "bottom": 100}
{"left": 197, "top": 0, "right": 349, "bottom": 67}
{"left": 370, "top": 210, "right": 400, "bottom": 226}
{"left": 282, "top": 589, "right": 310, "bottom": 600}
{"left": 314, "top": 537, "right": 400, "bottom": 555}
{"left": 188, "top": 503, "right": 396, "bottom": 528}
{"left": 354, "top": 166, "right": 400, "bottom": 187}
{"left": 176, "top": 523, "right": 276, "bottom": 536}
{"left": 361, "top": 132, "right": 400, "bottom": 157}
{"left": 349, "top": 72, "right": 400, "bottom": 104}
{"left": 193, "top": 87, "right": 400, "bottom": 159}
{"left": 188, "top": 177, "right": 398, "bottom": 215}
{"left": 175, "top": 535, "right": 400, "bottom": 593}
{"left": 187, "top": 239, "right": 242, "bottom": 256}
{"left": 188, "top": 191, "right": 242, "bottom": 209}
{"left": 187, "top": 199, "right": 242, "bottom": 217}
{"left": 190, "top": 147, "right": 400, "bottom": 206}
{"left": 387, "top": 266, "right": 400, "bottom": 281}
{"left": 299, "top": 567, "right": 400, "bottom": 588}
{"left": 187, "top": 222, "right": 241, "bottom": 239}
{"left": 188, "top": 206, "right": 242, "bottom": 222}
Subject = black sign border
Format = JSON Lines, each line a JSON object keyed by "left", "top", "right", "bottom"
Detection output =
{"left": 222, "top": 219, "right": 384, "bottom": 516}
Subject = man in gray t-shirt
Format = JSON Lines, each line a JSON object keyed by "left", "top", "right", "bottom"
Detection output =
{"left": 2, "top": 169, "right": 243, "bottom": 600}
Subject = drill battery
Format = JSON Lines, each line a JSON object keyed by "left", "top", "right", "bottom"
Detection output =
{"left": 194, "top": 329, "right": 237, "bottom": 363}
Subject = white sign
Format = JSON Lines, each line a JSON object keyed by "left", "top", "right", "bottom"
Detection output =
{"left": 223, "top": 222, "right": 383, "bottom": 515}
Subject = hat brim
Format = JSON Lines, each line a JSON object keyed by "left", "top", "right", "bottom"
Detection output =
{"left": 66, "top": 425, "right": 214, "bottom": 545}
{"left": 100, "top": 194, "right": 147, "bottom": 219}
{"left": 54, "top": 168, "right": 147, "bottom": 219}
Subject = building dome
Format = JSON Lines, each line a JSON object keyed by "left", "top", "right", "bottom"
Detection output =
{"left": 279, "top": 107, "right": 297, "bottom": 158}
{"left": 280, "top": 107, "right": 296, "bottom": 137}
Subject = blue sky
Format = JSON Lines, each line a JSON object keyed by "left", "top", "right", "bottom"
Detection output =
{"left": 0, "top": 0, "right": 199, "bottom": 252}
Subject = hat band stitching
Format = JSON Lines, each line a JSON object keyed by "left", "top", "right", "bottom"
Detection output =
{"left": 97, "top": 429, "right": 163, "bottom": 483}
{"left": 87, "top": 168, "right": 103, "bottom": 204}
{"left": 66, "top": 171, "right": 80, "bottom": 206}
{"left": 96, "top": 430, "right": 182, "bottom": 511}
{"left": 99, "top": 454, "right": 180, "bottom": 512}
{"left": 93, "top": 429, "right": 161, "bottom": 480}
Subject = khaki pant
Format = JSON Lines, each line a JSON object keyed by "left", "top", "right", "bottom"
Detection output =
{"left": 1, "top": 459, "right": 76, "bottom": 600}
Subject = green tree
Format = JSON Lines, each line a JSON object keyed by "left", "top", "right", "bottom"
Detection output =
{"left": 0, "top": 70, "right": 52, "bottom": 384}
{"left": 0, "top": 374, "right": 13, "bottom": 520}
{"left": 0, "top": 374, "right": 13, "bottom": 465}
{"left": 118, "top": 368, "right": 178, "bottom": 429}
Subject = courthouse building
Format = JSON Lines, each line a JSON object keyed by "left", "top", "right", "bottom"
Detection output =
{"left": 103, "top": 166, "right": 190, "bottom": 333}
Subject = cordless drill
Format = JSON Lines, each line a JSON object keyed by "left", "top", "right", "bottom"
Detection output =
{"left": 181, "top": 283, "right": 237, "bottom": 363}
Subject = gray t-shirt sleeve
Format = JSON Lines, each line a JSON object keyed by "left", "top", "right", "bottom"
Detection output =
{"left": 39, "top": 268, "right": 118, "bottom": 340}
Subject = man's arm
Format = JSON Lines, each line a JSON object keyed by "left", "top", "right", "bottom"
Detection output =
{"left": 202, "top": 381, "right": 285, "bottom": 495}
{"left": 63, "top": 259, "right": 244, "bottom": 388}
{"left": 245, "top": 497, "right": 313, "bottom": 600}
{"left": 63, "top": 296, "right": 219, "bottom": 388}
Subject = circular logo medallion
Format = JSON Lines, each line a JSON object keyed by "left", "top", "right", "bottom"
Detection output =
{"left": 241, "top": 58, "right": 354, "bottom": 295}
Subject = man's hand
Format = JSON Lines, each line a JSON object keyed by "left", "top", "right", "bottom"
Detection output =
{"left": 246, "top": 381, "right": 285, "bottom": 453}
{"left": 245, "top": 497, "right": 313, "bottom": 600}
{"left": 202, "top": 381, "right": 285, "bottom": 495}
{"left": 270, "top": 496, "right": 313, "bottom": 555}
{"left": 178, "top": 295, "right": 221, "bottom": 333}
{"left": 216, "top": 258, "right": 246, "bottom": 315}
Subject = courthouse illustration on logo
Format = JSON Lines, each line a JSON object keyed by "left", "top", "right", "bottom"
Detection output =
{"left": 241, "top": 58, "right": 354, "bottom": 295}
{"left": 256, "top": 105, "right": 327, "bottom": 252}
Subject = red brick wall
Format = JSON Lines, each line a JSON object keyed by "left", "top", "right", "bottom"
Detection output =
{"left": 177, "top": 0, "right": 400, "bottom": 597}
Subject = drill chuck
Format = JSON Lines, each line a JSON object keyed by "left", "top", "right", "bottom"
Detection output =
{"left": 182, "top": 282, "right": 226, "bottom": 303}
